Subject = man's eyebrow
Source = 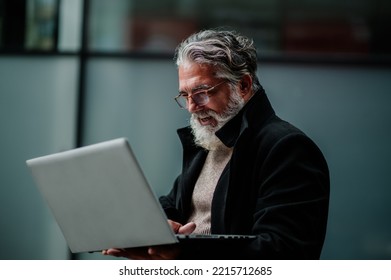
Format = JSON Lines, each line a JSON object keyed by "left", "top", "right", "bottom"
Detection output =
{"left": 179, "top": 84, "right": 211, "bottom": 94}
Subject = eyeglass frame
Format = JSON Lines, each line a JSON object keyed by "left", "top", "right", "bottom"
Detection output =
{"left": 174, "top": 81, "right": 227, "bottom": 109}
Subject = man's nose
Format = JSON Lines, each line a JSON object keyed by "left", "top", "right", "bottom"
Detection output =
{"left": 187, "top": 97, "right": 203, "bottom": 113}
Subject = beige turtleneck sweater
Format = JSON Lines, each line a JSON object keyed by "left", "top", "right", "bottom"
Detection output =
{"left": 187, "top": 146, "right": 233, "bottom": 234}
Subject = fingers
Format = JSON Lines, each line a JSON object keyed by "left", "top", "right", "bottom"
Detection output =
{"left": 102, "top": 248, "right": 148, "bottom": 259}
{"left": 102, "top": 219, "right": 196, "bottom": 260}
{"left": 148, "top": 244, "right": 181, "bottom": 260}
{"left": 168, "top": 219, "right": 182, "bottom": 233}
{"left": 147, "top": 247, "right": 166, "bottom": 260}
{"left": 102, "top": 245, "right": 180, "bottom": 260}
{"left": 103, "top": 248, "right": 132, "bottom": 258}
{"left": 167, "top": 219, "right": 197, "bottom": 234}
{"left": 178, "top": 222, "right": 196, "bottom": 234}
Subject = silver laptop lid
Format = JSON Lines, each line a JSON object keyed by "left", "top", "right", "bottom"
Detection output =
{"left": 26, "top": 138, "right": 178, "bottom": 253}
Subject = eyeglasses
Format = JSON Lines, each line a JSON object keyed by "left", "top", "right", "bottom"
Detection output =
{"left": 174, "top": 81, "right": 226, "bottom": 109}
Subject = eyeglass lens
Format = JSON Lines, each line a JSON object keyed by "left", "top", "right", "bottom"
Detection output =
{"left": 177, "top": 92, "right": 208, "bottom": 108}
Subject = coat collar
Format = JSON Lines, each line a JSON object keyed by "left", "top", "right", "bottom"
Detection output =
{"left": 177, "top": 86, "right": 275, "bottom": 149}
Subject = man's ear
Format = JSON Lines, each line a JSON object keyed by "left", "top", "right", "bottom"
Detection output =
{"left": 240, "top": 74, "right": 253, "bottom": 98}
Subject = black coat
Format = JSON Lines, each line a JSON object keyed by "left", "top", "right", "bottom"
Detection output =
{"left": 159, "top": 89, "right": 330, "bottom": 259}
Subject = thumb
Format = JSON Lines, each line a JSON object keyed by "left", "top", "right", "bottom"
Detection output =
{"left": 167, "top": 219, "right": 182, "bottom": 233}
{"left": 178, "top": 222, "right": 196, "bottom": 234}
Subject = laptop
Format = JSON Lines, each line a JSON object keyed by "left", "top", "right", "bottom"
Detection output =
{"left": 26, "top": 138, "right": 256, "bottom": 254}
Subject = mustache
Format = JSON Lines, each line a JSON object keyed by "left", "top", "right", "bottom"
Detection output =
{"left": 192, "top": 110, "right": 218, "bottom": 119}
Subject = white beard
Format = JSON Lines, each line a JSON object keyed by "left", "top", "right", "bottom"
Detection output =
{"left": 190, "top": 88, "right": 245, "bottom": 150}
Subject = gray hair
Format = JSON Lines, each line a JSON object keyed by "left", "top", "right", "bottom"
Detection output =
{"left": 174, "top": 29, "right": 261, "bottom": 92}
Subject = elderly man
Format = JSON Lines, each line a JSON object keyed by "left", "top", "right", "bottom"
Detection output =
{"left": 103, "top": 29, "right": 329, "bottom": 260}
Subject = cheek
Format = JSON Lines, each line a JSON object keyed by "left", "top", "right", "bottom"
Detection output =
{"left": 212, "top": 98, "right": 231, "bottom": 114}
{"left": 205, "top": 103, "right": 224, "bottom": 115}
{"left": 206, "top": 89, "right": 233, "bottom": 114}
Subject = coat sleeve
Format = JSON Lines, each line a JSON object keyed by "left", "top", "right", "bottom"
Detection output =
{"left": 159, "top": 176, "right": 186, "bottom": 224}
{"left": 245, "top": 133, "right": 330, "bottom": 259}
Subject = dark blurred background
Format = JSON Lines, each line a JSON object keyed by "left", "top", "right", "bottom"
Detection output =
{"left": 1, "top": 0, "right": 390, "bottom": 260}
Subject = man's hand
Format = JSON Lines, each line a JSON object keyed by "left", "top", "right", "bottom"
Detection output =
{"left": 168, "top": 219, "right": 196, "bottom": 235}
{"left": 102, "top": 219, "right": 196, "bottom": 260}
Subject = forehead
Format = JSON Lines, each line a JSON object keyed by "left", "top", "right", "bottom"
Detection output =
{"left": 178, "top": 63, "right": 218, "bottom": 91}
